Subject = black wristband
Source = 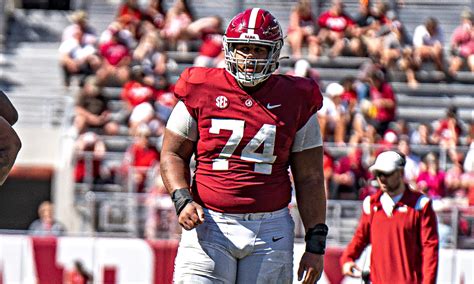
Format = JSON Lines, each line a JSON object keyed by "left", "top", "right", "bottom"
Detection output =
{"left": 171, "top": 188, "right": 193, "bottom": 216}
{"left": 305, "top": 223, "right": 329, "bottom": 255}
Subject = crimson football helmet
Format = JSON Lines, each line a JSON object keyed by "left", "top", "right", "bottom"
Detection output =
{"left": 223, "top": 8, "right": 284, "bottom": 86}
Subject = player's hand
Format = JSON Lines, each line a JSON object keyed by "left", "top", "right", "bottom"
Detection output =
{"left": 0, "top": 116, "right": 21, "bottom": 185}
{"left": 297, "top": 252, "right": 324, "bottom": 283}
{"left": 178, "top": 201, "right": 205, "bottom": 230}
{"left": 342, "top": 261, "right": 361, "bottom": 277}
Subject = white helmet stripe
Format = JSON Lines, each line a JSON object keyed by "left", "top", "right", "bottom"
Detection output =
{"left": 247, "top": 8, "right": 260, "bottom": 34}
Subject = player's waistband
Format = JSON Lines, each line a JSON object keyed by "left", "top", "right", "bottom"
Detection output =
{"left": 204, "top": 207, "right": 289, "bottom": 221}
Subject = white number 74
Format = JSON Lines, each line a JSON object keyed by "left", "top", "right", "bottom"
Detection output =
{"left": 209, "top": 118, "right": 277, "bottom": 174}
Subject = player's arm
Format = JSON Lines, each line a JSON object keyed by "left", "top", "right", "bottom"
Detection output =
{"left": 160, "top": 101, "right": 204, "bottom": 230}
{"left": 290, "top": 113, "right": 327, "bottom": 284}
{"left": 0, "top": 91, "right": 21, "bottom": 185}
{"left": 0, "top": 91, "right": 18, "bottom": 125}
{"left": 419, "top": 198, "right": 439, "bottom": 284}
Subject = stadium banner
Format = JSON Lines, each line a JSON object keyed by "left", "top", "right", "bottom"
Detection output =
{"left": 0, "top": 235, "right": 471, "bottom": 283}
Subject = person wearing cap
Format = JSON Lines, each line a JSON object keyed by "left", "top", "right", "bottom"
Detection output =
{"left": 449, "top": 9, "right": 474, "bottom": 75}
{"left": 318, "top": 82, "right": 349, "bottom": 144}
{"left": 340, "top": 150, "right": 439, "bottom": 284}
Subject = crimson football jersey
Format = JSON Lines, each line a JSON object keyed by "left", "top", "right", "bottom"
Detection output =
{"left": 174, "top": 67, "right": 322, "bottom": 213}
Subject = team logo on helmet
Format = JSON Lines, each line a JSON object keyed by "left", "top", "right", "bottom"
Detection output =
{"left": 216, "top": 96, "right": 229, "bottom": 109}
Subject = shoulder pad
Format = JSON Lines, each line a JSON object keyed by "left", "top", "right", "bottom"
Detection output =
{"left": 181, "top": 67, "right": 209, "bottom": 85}
{"left": 174, "top": 67, "right": 216, "bottom": 101}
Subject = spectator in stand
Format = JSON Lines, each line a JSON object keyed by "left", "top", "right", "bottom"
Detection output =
{"left": 28, "top": 201, "right": 67, "bottom": 236}
{"left": 449, "top": 9, "right": 474, "bottom": 75}
{"left": 316, "top": 0, "right": 357, "bottom": 57}
{"left": 377, "top": 11, "right": 413, "bottom": 71}
{"left": 397, "top": 136, "right": 420, "bottom": 188}
{"left": 332, "top": 147, "right": 366, "bottom": 200}
{"left": 285, "top": 59, "right": 320, "bottom": 83}
{"left": 128, "top": 101, "right": 164, "bottom": 138}
{"left": 73, "top": 76, "right": 113, "bottom": 135}
{"left": 410, "top": 123, "right": 435, "bottom": 145}
{"left": 161, "top": 0, "right": 193, "bottom": 52}
{"left": 432, "top": 106, "right": 463, "bottom": 149}
{"left": 144, "top": 0, "right": 167, "bottom": 30}
{"left": 117, "top": 0, "right": 143, "bottom": 27}
{"left": 132, "top": 31, "right": 169, "bottom": 90}
{"left": 341, "top": 150, "right": 439, "bottom": 284}
{"left": 412, "top": 17, "right": 446, "bottom": 73}
{"left": 121, "top": 67, "right": 156, "bottom": 116}
{"left": 97, "top": 27, "right": 132, "bottom": 86}
{"left": 366, "top": 67, "right": 396, "bottom": 136}
{"left": 349, "top": 99, "right": 379, "bottom": 145}
{"left": 59, "top": 26, "right": 101, "bottom": 87}
{"left": 444, "top": 151, "right": 468, "bottom": 199}
{"left": 99, "top": 20, "right": 136, "bottom": 50}
{"left": 353, "top": 0, "right": 390, "bottom": 59}
{"left": 188, "top": 16, "right": 225, "bottom": 68}
{"left": 318, "top": 82, "right": 349, "bottom": 145}
{"left": 74, "top": 132, "right": 109, "bottom": 184}
{"left": 120, "top": 124, "right": 160, "bottom": 193}
{"left": 62, "top": 10, "right": 96, "bottom": 45}
{"left": 154, "top": 87, "right": 178, "bottom": 124}
{"left": 340, "top": 76, "right": 358, "bottom": 132}
{"left": 417, "top": 152, "right": 446, "bottom": 200}
{"left": 323, "top": 150, "right": 335, "bottom": 199}
{"left": 286, "top": 0, "right": 318, "bottom": 59}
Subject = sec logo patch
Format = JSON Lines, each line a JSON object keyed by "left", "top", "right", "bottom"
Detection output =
{"left": 216, "top": 96, "right": 229, "bottom": 109}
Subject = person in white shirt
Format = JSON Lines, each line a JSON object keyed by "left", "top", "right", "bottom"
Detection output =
{"left": 318, "top": 82, "right": 349, "bottom": 145}
{"left": 412, "top": 17, "right": 446, "bottom": 72}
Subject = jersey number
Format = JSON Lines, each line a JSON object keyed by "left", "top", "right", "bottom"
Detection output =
{"left": 209, "top": 119, "right": 277, "bottom": 174}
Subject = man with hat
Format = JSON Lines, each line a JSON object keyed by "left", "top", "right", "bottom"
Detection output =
{"left": 340, "top": 150, "right": 439, "bottom": 284}
{"left": 318, "top": 82, "right": 349, "bottom": 144}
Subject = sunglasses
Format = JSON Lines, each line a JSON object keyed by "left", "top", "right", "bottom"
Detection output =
{"left": 375, "top": 171, "right": 395, "bottom": 178}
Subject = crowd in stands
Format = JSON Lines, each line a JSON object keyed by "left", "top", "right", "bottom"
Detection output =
{"left": 61, "top": 0, "right": 473, "bottom": 239}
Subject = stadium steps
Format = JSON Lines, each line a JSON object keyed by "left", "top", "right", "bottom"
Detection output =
{"left": 86, "top": 0, "right": 120, "bottom": 34}
{"left": 397, "top": 106, "right": 473, "bottom": 122}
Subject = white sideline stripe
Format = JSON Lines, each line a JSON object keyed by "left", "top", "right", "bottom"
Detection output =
{"left": 247, "top": 8, "right": 260, "bottom": 34}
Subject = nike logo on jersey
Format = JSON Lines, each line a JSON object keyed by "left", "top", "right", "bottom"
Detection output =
{"left": 272, "top": 236, "right": 284, "bottom": 242}
{"left": 266, "top": 103, "right": 281, "bottom": 109}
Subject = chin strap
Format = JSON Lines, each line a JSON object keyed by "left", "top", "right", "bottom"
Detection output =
{"left": 305, "top": 223, "right": 329, "bottom": 255}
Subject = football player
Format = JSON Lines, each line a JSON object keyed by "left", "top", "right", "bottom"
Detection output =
{"left": 161, "top": 8, "right": 327, "bottom": 284}
{"left": 0, "top": 91, "right": 21, "bottom": 185}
